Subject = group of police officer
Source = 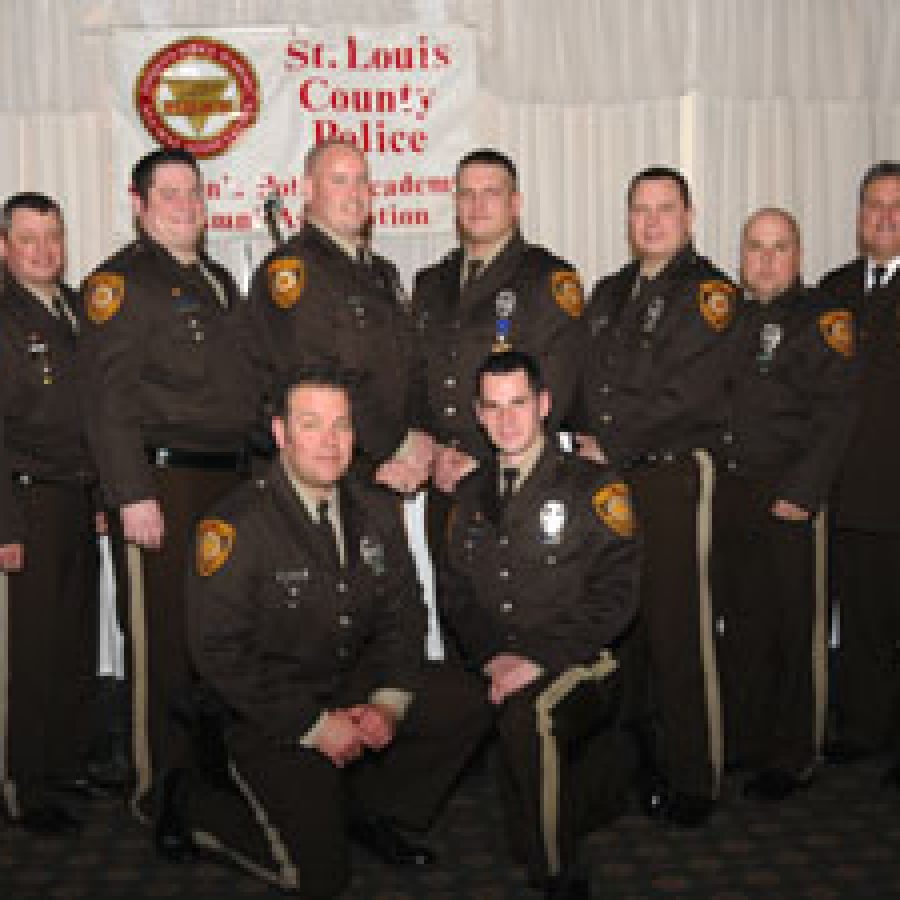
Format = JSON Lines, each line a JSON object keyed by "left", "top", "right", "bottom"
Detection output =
{"left": 0, "top": 140, "right": 897, "bottom": 900}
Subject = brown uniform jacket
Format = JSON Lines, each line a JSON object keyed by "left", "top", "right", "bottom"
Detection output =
{"left": 248, "top": 223, "right": 422, "bottom": 467}
{"left": 0, "top": 278, "right": 92, "bottom": 542}
{"left": 718, "top": 283, "right": 858, "bottom": 513}
{"left": 186, "top": 461, "right": 425, "bottom": 745}
{"left": 413, "top": 232, "right": 585, "bottom": 460}
{"left": 819, "top": 258, "right": 900, "bottom": 531}
{"left": 441, "top": 445, "right": 640, "bottom": 676}
{"left": 77, "top": 235, "right": 262, "bottom": 508}
{"left": 574, "top": 244, "right": 745, "bottom": 466}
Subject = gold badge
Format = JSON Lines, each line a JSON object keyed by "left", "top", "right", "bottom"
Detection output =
{"left": 818, "top": 309, "right": 854, "bottom": 358}
{"left": 697, "top": 280, "right": 735, "bottom": 332}
{"left": 196, "top": 518, "right": 236, "bottom": 577}
{"left": 592, "top": 482, "right": 636, "bottom": 538}
{"left": 85, "top": 273, "right": 125, "bottom": 324}
{"left": 267, "top": 258, "right": 305, "bottom": 309}
{"left": 551, "top": 270, "right": 585, "bottom": 319}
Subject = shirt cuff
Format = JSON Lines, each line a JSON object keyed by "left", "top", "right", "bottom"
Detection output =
{"left": 298, "top": 711, "right": 329, "bottom": 748}
{"left": 368, "top": 687, "right": 413, "bottom": 722}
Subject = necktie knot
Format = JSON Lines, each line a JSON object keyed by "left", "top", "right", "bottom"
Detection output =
{"left": 356, "top": 245, "right": 370, "bottom": 267}
{"left": 465, "top": 258, "right": 484, "bottom": 285}
{"left": 873, "top": 265, "right": 887, "bottom": 290}
{"left": 317, "top": 499, "right": 330, "bottom": 523}
{"left": 501, "top": 467, "right": 519, "bottom": 498}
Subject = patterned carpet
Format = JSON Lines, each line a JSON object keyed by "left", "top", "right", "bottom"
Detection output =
{"left": 2, "top": 751, "right": 898, "bottom": 900}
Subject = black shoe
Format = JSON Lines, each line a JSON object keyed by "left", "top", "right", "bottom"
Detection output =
{"left": 882, "top": 762, "right": 900, "bottom": 788}
{"left": 154, "top": 770, "right": 191, "bottom": 862}
{"left": 18, "top": 802, "right": 82, "bottom": 836}
{"left": 824, "top": 740, "right": 873, "bottom": 765}
{"left": 744, "top": 769, "right": 813, "bottom": 803}
{"left": 350, "top": 817, "right": 435, "bottom": 867}
{"left": 545, "top": 873, "right": 591, "bottom": 899}
{"left": 663, "top": 792, "right": 714, "bottom": 827}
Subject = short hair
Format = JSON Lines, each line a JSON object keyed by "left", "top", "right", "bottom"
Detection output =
{"left": 741, "top": 206, "right": 802, "bottom": 248}
{"left": 271, "top": 364, "right": 353, "bottom": 420}
{"left": 304, "top": 138, "right": 366, "bottom": 176}
{"left": 627, "top": 166, "right": 692, "bottom": 209}
{"left": 475, "top": 350, "right": 544, "bottom": 398}
{"left": 456, "top": 149, "right": 519, "bottom": 190}
{"left": 859, "top": 160, "right": 900, "bottom": 203}
{"left": 131, "top": 148, "right": 201, "bottom": 204}
{"left": 1, "top": 192, "right": 63, "bottom": 235}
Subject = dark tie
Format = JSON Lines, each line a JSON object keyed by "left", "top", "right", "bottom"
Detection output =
{"left": 356, "top": 246, "right": 370, "bottom": 267}
{"left": 465, "top": 258, "right": 484, "bottom": 286}
{"left": 316, "top": 500, "right": 341, "bottom": 568}
{"left": 873, "top": 265, "right": 887, "bottom": 291}
{"left": 499, "top": 467, "right": 519, "bottom": 509}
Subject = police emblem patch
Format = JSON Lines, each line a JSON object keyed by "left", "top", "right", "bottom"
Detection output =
{"left": 818, "top": 309, "right": 854, "bottom": 358}
{"left": 551, "top": 271, "right": 585, "bottom": 319}
{"left": 697, "top": 280, "right": 736, "bottom": 332}
{"left": 267, "top": 258, "right": 306, "bottom": 309}
{"left": 592, "top": 482, "right": 636, "bottom": 538}
{"left": 85, "top": 273, "right": 125, "bottom": 324}
{"left": 196, "top": 518, "right": 236, "bottom": 577}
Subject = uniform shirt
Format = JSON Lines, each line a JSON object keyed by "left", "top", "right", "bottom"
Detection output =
{"left": 441, "top": 444, "right": 640, "bottom": 676}
{"left": 248, "top": 222, "right": 422, "bottom": 468}
{"left": 186, "top": 461, "right": 425, "bottom": 747}
{"left": 0, "top": 276, "right": 92, "bottom": 542}
{"left": 575, "top": 243, "right": 744, "bottom": 466}
{"left": 413, "top": 231, "right": 585, "bottom": 460}
{"left": 718, "top": 283, "right": 858, "bottom": 512}
{"left": 77, "top": 234, "right": 262, "bottom": 508}
{"left": 819, "top": 257, "right": 900, "bottom": 531}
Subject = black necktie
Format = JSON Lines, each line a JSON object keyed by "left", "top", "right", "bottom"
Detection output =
{"left": 499, "top": 467, "right": 519, "bottom": 508}
{"left": 316, "top": 500, "right": 341, "bottom": 568}
{"left": 873, "top": 265, "right": 887, "bottom": 291}
{"left": 356, "top": 246, "right": 370, "bottom": 267}
{"left": 465, "top": 258, "right": 484, "bottom": 286}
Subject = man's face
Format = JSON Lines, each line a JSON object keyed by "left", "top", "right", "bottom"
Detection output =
{"left": 0, "top": 207, "right": 65, "bottom": 290}
{"left": 455, "top": 162, "right": 521, "bottom": 251}
{"left": 859, "top": 174, "right": 900, "bottom": 263}
{"left": 475, "top": 369, "right": 549, "bottom": 459}
{"left": 132, "top": 162, "right": 206, "bottom": 255}
{"left": 740, "top": 212, "right": 802, "bottom": 302}
{"left": 272, "top": 384, "right": 354, "bottom": 489}
{"left": 304, "top": 144, "right": 371, "bottom": 240}
{"left": 628, "top": 177, "right": 694, "bottom": 264}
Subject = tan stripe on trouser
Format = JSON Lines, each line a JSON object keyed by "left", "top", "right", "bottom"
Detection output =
{"left": 0, "top": 570, "right": 18, "bottom": 819}
{"left": 693, "top": 449, "right": 723, "bottom": 796}
{"left": 191, "top": 760, "right": 299, "bottom": 890}
{"left": 812, "top": 509, "right": 828, "bottom": 757}
{"left": 127, "top": 542, "right": 153, "bottom": 820}
{"left": 535, "top": 652, "right": 619, "bottom": 876}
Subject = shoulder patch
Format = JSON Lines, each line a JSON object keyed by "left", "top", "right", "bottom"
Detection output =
{"left": 592, "top": 482, "right": 636, "bottom": 538}
{"left": 85, "top": 273, "right": 125, "bottom": 324}
{"left": 697, "top": 280, "right": 736, "bottom": 332}
{"left": 818, "top": 309, "right": 854, "bottom": 358}
{"left": 196, "top": 518, "right": 236, "bottom": 577}
{"left": 267, "top": 257, "right": 306, "bottom": 309}
{"left": 550, "top": 270, "right": 585, "bottom": 318}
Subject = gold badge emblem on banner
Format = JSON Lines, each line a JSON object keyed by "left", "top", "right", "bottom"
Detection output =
{"left": 592, "top": 482, "right": 636, "bottom": 538}
{"left": 196, "top": 518, "right": 236, "bottom": 577}
{"left": 551, "top": 270, "right": 585, "bottom": 319}
{"left": 818, "top": 309, "right": 854, "bottom": 357}
{"left": 697, "top": 280, "right": 735, "bottom": 332}
{"left": 85, "top": 273, "right": 125, "bottom": 324}
{"left": 267, "top": 258, "right": 306, "bottom": 309}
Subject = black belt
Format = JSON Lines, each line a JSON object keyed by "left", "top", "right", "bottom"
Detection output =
{"left": 145, "top": 446, "right": 248, "bottom": 472}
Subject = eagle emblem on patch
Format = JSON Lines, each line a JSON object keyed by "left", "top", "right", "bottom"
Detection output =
{"left": 551, "top": 270, "right": 585, "bottom": 319}
{"left": 818, "top": 309, "right": 854, "bottom": 358}
{"left": 697, "top": 280, "right": 735, "bottom": 332}
{"left": 196, "top": 518, "right": 236, "bottom": 577}
{"left": 85, "top": 273, "right": 125, "bottom": 324}
{"left": 267, "top": 258, "right": 305, "bottom": 309}
{"left": 592, "top": 482, "right": 636, "bottom": 538}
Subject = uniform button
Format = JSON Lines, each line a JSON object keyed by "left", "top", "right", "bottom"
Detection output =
{"left": 445, "top": 406, "right": 457, "bottom": 417}
{"left": 336, "top": 581, "right": 348, "bottom": 593}
{"left": 499, "top": 568, "right": 510, "bottom": 579}
{"left": 723, "top": 432, "right": 734, "bottom": 444}
{"left": 339, "top": 614, "right": 352, "bottom": 627}
{"left": 646, "top": 452, "right": 658, "bottom": 464}
{"left": 337, "top": 647, "right": 349, "bottom": 659}
{"left": 193, "top": 331, "right": 205, "bottom": 343}
{"left": 501, "top": 602, "right": 513, "bottom": 613}
{"left": 255, "top": 478, "right": 266, "bottom": 489}
{"left": 601, "top": 413, "right": 612, "bottom": 424}
{"left": 188, "top": 318, "right": 198, "bottom": 328}
{"left": 600, "top": 384, "right": 611, "bottom": 395}
{"left": 444, "top": 376, "right": 457, "bottom": 388}
{"left": 289, "top": 586, "right": 299, "bottom": 597}
{"left": 449, "top": 349, "right": 459, "bottom": 360}
{"left": 727, "top": 460, "right": 737, "bottom": 472}
{"left": 498, "top": 536, "right": 509, "bottom": 547}
{"left": 506, "top": 633, "right": 517, "bottom": 644}
{"left": 662, "top": 452, "right": 674, "bottom": 463}
{"left": 451, "top": 319, "right": 461, "bottom": 330}
{"left": 546, "top": 555, "right": 557, "bottom": 565}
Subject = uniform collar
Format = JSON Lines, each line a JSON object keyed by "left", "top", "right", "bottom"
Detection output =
{"left": 496, "top": 432, "right": 546, "bottom": 495}
{"left": 865, "top": 255, "right": 900, "bottom": 291}
{"left": 307, "top": 219, "right": 364, "bottom": 261}
{"left": 462, "top": 229, "right": 516, "bottom": 277}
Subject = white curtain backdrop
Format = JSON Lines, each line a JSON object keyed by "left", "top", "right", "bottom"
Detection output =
{"left": 2, "top": 0, "right": 898, "bottom": 286}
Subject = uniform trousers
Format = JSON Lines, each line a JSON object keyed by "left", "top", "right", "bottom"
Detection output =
{"left": 0, "top": 478, "right": 97, "bottom": 817}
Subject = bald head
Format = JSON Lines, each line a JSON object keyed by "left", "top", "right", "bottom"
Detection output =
{"left": 740, "top": 207, "right": 803, "bottom": 303}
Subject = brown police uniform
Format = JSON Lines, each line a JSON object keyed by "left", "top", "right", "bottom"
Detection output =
{"left": 76, "top": 233, "right": 262, "bottom": 816}
{"left": 819, "top": 258, "right": 900, "bottom": 754}
{"left": 182, "top": 462, "right": 488, "bottom": 898}
{"left": 575, "top": 243, "right": 744, "bottom": 804}
{"left": 710, "top": 283, "right": 858, "bottom": 776}
{"left": 441, "top": 442, "right": 640, "bottom": 882}
{"left": 0, "top": 277, "right": 98, "bottom": 820}
{"left": 248, "top": 222, "right": 423, "bottom": 470}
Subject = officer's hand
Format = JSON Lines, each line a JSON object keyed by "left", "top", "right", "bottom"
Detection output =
{"left": 404, "top": 429, "right": 437, "bottom": 469}
{"left": 348, "top": 703, "right": 397, "bottom": 751}
{"left": 375, "top": 458, "right": 428, "bottom": 495}
{"left": 315, "top": 709, "right": 365, "bottom": 768}
{"left": 121, "top": 499, "right": 165, "bottom": 550}
{"left": 771, "top": 499, "right": 810, "bottom": 522}
{"left": 574, "top": 434, "right": 608, "bottom": 465}
{"left": 485, "top": 653, "right": 542, "bottom": 705}
{"left": 0, "top": 543, "right": 24, "bottom": 572}
{"left": 432, "top": 446, "right": 477, "bottom": 494}
{"left": 95, "top": 511, "right": 108, "bottom": 535}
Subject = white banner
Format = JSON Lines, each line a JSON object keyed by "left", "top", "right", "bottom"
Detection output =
{"left": 110, "top": 26, "right": 476, "bottom": 239}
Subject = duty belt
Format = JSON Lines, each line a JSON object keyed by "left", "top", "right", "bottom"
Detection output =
{"left": 145, "top": 446, "right": 249, "bottom": 472}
